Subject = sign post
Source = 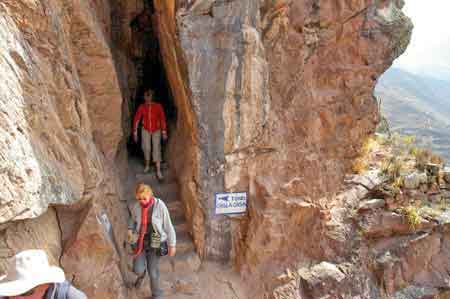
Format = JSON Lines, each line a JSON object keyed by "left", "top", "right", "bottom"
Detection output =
{"left": 215, "top": 192, "right": 247, "bottom": 215}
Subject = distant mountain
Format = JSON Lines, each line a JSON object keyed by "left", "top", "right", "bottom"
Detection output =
{"left": 375, "top": 67, "right": 450, "bottom": 160}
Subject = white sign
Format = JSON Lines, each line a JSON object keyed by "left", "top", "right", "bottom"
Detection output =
{"left": 215, "top": 192, "right": 247, "bottom": 215}
{"left": 96, "top": 211, "right": 113, "bottom": 242}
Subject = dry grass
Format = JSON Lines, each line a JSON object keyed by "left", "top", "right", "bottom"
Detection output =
{"left": 392, "top": 176, "right": 404, "bottom": 189}
{"left": 402, "top": 135, "right": 416, "bottom": 145}
{"left": 400, "top": 206, "right": 421, "bottom": 229}
{"left": 352, "top": 158, "right": 369, "bottom": 174}
{"left": 415, "top": 149, "right": 432, "bottom": 171}
{"left": 361, "top": 137, "right": 379, "bottom": 155}
{"left": 409, "top": 146, "right": 419, "bottom": 157}
{"left": 352, "top": 137, "right": 379, "bottom": 174}
{"left": 430, "top": 153, "right": 444, "bottom": 165}
{"left": 381, "top": 157, "right": 404, "bottom": 179}
{"left": 408, "top": 142, "right": 443, "bottom": 169}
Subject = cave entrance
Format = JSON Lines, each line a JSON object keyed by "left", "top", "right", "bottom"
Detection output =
{"left": 126, "top": 0, "right": 177, "bottom": 165}
{"left": 123, "top": 0, "right": 198, "bottom": 261}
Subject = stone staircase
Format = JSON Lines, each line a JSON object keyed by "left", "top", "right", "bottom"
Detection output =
{"left": 128, "top": 158, "right": 201, "bottom": 297}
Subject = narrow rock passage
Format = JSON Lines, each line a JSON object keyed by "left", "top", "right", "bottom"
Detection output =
{"left": 125, "top": 157, "right": 247, "bottom": 298}
{"left": 125, "top": 156, "right": 199, "bottom": 296}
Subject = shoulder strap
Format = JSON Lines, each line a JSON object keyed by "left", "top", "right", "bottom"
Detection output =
{"left": 55, "top": 281, "right": 71, "bottom": 299}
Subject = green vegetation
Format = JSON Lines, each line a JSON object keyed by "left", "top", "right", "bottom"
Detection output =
{"left": 352, "top": 137, "right": 378, "bottom": 174}
{"left": 392, "top": 176, "right": 404, "bottom": 189}
{"left": 352, "top": 158, "right": 368, "bottom": 174}
{"left": 400, "top": 206, "right": 421, "bottom": 229}
{"left": 357, "top": 130, "right": 449, "bottom": 229}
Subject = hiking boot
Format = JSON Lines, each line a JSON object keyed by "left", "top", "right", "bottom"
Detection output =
{"left": 143, "top": 161, "right": 150, "bottom": 173}
{"left": 156, "top": 171, "right": 164, "bottom": 182}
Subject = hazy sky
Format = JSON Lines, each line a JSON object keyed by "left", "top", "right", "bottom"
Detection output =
{"left": 394, "top": 0, "right": 450, "bottom": 74}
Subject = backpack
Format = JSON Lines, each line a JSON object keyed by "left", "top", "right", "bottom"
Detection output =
{"left": 46, "top": 281, "right": 70, "bottom": 299}
{"left": 55, "top": 281, "right": 71, "bottom": 299}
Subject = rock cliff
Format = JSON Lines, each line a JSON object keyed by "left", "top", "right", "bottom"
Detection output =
{"left": 155, "top": 0, "right": 413, "bottom": 292}
{"left": 0, "top": 0, "right": 428, "bottom": 298}
{"left": 0, "top": 1, "right": 133, "bottom": 298}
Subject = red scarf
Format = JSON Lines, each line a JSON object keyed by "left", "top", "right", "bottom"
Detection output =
{"left": 134, "top": 197, "right": 155, "bottom": 257}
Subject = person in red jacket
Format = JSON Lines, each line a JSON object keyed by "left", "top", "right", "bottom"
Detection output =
{"left": 133, "top": 89, "right": 167, "bottom": 179}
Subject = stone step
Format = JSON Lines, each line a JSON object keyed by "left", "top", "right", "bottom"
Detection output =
{"left": 177, "top": 232, "right": 195, "bottom": 254}
{"left": 160, "top": 251, "right": 201, "bottom": 274}
{"left": 155, "top": 182, "right": 179, "bottom": 197}
{"left": 134, "top": 172, "right": 177, "bottom": 186}
{"left": 172, "top": 213, "right": 185, "bottom": 226}
{"left": 174, "top": 222, "right": 189, "bottom": 235}
{"left": 167, "top": 201, "right": 184, "bottom": 218}
{"left": 155, "top": 189, "right": 179, "bottom": 203}
{"left": 161, "top": 274, "right": 200, "bottom": 297}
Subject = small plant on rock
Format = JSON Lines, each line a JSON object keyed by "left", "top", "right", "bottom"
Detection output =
{"left": 409, "top": 146, "right": 419, "bottom": 157}
{"left": 381, "top": 157, "right": 403, "bottom": 180}
{"left": 391, "top": 158, "right": 403, "bottom": 179}
{"left": 415, "top": 149, "right": 432, "bottom": 171}
{"left": 352, "top": 158, "right": 368, "bottom": 174}
{"left": 400, "top": 206, "right": 421, "bottom": 229}
{"left": 392, "top": 176, "right": 404, "bottom": 189}
{"left": 352, "top": 137, "right": 379, "bottom": 174}
{"left": 402, "top": 135, "right": 416, "bottom": 146}
{"left": 361, "top": 137, "right": 378, "bottom": 155}
{"left": 430, "top": 153, "right": 444, "bottom": 165}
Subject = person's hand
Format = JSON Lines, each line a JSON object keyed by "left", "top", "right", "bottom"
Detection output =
{"left": 162, "top": 131, "right": 168, "bottom": 141}
{"left": 127, "top": 229, "right": 137, "bottom": 244}
{"left": 168, "top": 246, "right": 176, "bottom": 257}
{"left": 133, "top": 131, "right": 138, "bottom": 143}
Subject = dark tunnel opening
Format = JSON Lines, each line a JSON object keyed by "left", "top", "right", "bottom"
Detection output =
{"left": 126, "top": 0, "right": 177, "bottom": 164}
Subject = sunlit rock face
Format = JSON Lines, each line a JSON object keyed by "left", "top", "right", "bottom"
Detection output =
{"left": 0, "top": 0, "right": 413, "bottom": 298}
{"left": 0, "top": 1, "right": 135, "bottom": 298}
{"left": 158, "top": 0, "right": 411, "bottom": 286}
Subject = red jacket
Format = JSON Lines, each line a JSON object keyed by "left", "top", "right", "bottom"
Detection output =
{"left": 133, "top": 102, "right": 167, "bottom": 133}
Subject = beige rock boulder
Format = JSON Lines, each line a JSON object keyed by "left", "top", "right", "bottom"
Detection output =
{"left": 0, "top": 209, "right": 61, "bottom": 275}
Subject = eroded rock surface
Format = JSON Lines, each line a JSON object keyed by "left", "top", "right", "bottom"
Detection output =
{"left": 0, "top": 0, "right": 429, "bottom": 298}
{"left": 155, "top": 0, "right": 413, "bottom": 296}
{"left": 0, "top": 1, "right": 135, "bottom": 298}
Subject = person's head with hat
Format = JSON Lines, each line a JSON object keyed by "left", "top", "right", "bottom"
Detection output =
{"left": 0, "top": 250, "right": 86, "bottom": 299}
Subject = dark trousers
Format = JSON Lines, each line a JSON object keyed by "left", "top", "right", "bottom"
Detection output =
{"left": 133, "top": 249, "right": 162, "bottom": 298}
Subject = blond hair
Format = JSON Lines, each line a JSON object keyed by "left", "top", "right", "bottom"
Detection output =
{"left": 135, "top": 183, "right": 153, "bottom": 200}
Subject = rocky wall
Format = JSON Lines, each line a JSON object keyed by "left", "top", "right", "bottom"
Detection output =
{"left": 158, "top": 0, "right": 413, "bottom": 294}
{"left": 0, "top": 1, "right": 136, "bottom": 298}
{"left": 240, "top": 0, "right": 413, "bottom": 290}
{"left": 0, "top": 0, "right": 415, "bottom": 298}
{"left": 160, "top": 0, "right": 272, "bottom": 261}
{"left": 0, "top": 208, "right": 62, "bottom": 273}
{"left": 153, "top": 0, "right": 205, "bottom": 257}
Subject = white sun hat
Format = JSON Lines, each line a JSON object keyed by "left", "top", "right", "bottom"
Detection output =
{"left": 0, "top": 249, "right": 65, "bottom": 296}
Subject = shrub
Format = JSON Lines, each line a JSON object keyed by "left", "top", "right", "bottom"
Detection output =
{"left": 352, "top": 158, "right": 368, "bottom": 174}
{"left": 415, "top": 149, "right": 432, "bottom": 171}
{"left": 409, "top": 146, "right": 419, "bottom": 157}
{"left": 401, "top": 206, "right": 421, "bottom": 229}
{"left": 381, "top": 157, "right": 403, "bottom": 180}
{"left": 352, "top": 137, "right": 379, "bottom": 174}
{"left": 392, "top": 176, "right": 404, "bottom": 189}
{"left": 430, "top": 153, "right": 444, "bottom": 165}
{"left": 361, "top": 137, "right": 378, "bottom": 155}
{"left": 390, "top": 158, "right": 403, "bottom": 179}
{"left": 402, "top": 135, "right": 416, "bottom": 145}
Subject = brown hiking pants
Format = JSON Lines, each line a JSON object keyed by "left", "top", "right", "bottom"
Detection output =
{"left": 141, "top": 129, "right": 162, "bottom": 163}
